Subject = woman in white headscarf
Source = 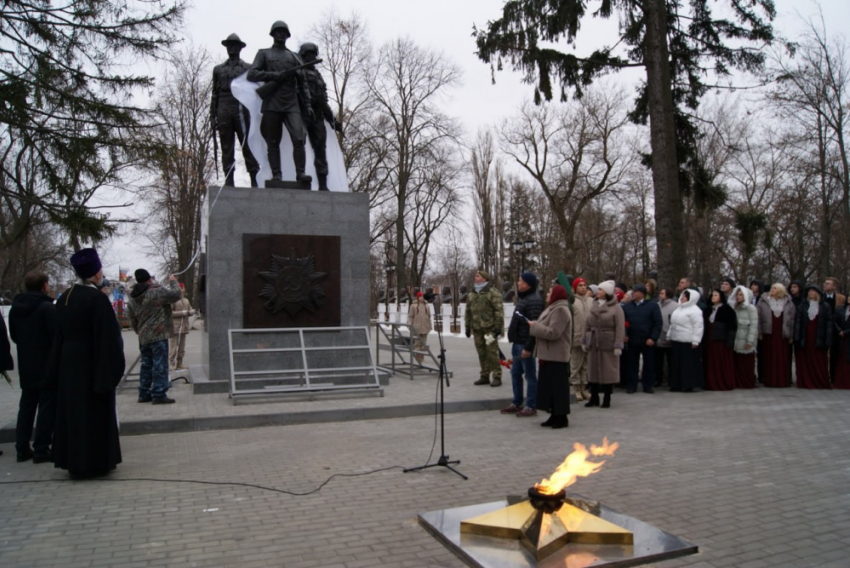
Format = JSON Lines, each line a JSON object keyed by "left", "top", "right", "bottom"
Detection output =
{"left": 793, "top": 285, "right": 832, "bottom": 389}
{"left": 667, "top": 289, "right": 704, "bottom": 392}
{"left": 756, "top": 283, "right": 795, "bottom": 387}
{"left": 729, "top": 285, "right": 758, "bottom": 389}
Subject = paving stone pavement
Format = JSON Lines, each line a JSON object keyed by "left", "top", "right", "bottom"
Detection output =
{"left": 2, "top": 322, "right": 850, "bottom": 567}
{"left": 2, "top": 382, "right": 850, "bottom": 567}
{"left": 0, "top": 328, "right": 513, "bottom": 439}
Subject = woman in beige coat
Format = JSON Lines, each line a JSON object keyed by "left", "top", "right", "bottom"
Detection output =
{"left": 169, "top": 284, "right": 193, "bottom": 370}
{"left": 407, "top": 292, "right": 433, "bottom": 363}
{"left": 529, "top": 284, "right": 572, "bottom": 428}
{"left": 582, "top": 280, "right": 625, "bottom": 408}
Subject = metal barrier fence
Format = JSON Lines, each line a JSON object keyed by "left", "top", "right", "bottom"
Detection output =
{"left": 227, "top": 326, "right": 383, "bottom": 404}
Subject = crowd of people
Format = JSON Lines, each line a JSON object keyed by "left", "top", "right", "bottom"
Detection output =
{"left": 463, "top": 269, "right": 850, "bottom": 429}
{"left": 0, "top": 249, "right": 195, "bottom": 476}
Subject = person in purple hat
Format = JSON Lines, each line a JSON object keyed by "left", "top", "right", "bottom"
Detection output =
{"left": 49, "top": 248, "right": 125, "bottom": 478}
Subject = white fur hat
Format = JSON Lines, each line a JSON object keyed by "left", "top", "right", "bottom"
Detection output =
{"left": 598, "top": 280, "right": 615, "bottom": 296}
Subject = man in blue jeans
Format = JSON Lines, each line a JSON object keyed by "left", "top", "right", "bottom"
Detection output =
{"left": 502, "top": 272, "right": 544, "bottom": 416}
{"left": 127, "top": 269, "right": 182, "bottom": 404}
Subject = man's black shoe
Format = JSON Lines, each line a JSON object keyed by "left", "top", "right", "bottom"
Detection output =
{"left": 17, "top": 449, "right": 34, "bottom": 463}
{"left": 626, "top": 388, "right": 636, "bottom": 394}
{"left": 33, "top": 453, "right": 53, "bottom": 464}
{"left": 137, "top": 396, "right": 152, "bottom": 403}
{"left": 152, "top": 397, "right": 176, "bottom": 405}
{"left": 643, "top": 387, "right": 655, "bottom": 394}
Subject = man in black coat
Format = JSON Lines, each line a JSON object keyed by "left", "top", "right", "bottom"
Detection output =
{"left": 503, "top": 272, "right": 544, "bottom": 416}
{"left": 622, "top": 284, "right": 663, "bottom": 394}
{"left": 9, "top": 271, "right": 57, "bottom": 463}
{"left": 0, "top": 312, "right": 13, "bottom": 458}
{"left": 50, "top": 248, "right": 125, "bottom": 478}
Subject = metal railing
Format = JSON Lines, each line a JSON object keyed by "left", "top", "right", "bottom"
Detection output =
{"left": 373, "top": 320, "right": 452, "bottom": 381}
{"left": 228, "top": 326, "right": 383, "bottom": 404}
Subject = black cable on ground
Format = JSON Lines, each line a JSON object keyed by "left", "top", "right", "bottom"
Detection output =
{"left": 0, "top": 465, "right": 405, "bottom": 496}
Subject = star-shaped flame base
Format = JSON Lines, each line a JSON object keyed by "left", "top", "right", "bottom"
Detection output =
{"left": 461, "top": 500, "right": 633, "bottom": 561}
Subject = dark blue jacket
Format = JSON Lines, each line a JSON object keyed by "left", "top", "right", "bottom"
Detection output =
{"left": 622, "top": 299, "right": 662, "bottom": 346}
{"left": 508, "top": 288, "right": 544, "bottom": 352}
{"left": 9, "top": 291, "right": 57, "bottom": 389}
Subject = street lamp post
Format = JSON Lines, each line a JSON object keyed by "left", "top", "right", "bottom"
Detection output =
{"left": 511, "top": 238, "right": 537, "bottom": 276}
{"left": 386, "top": 261, "right": 396, "bottom": 320}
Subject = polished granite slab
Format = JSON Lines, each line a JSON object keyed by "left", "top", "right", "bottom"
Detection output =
{"left": 419, "top": 496, "right": 698, "bottom": 568}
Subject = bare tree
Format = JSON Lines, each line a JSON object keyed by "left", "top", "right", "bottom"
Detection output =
{"left": 365, "top": 38, "right": 462, "bottom": 297}
{"left": 137, "top": 47, "right": 214, "bottom": 301}
{"left": 310, "top": 10, "right": 399, "bottom": 247}
{"left": 768, "top": 14, "right": 850, "bottom": 280}
{"left": 470, "top": 129, "right": 498, "bottom": 277}
{"left": 500, "top": 88, "right": 633, "bottom": 272}
{"left": 404, "top": 142, "right": 463, "bottom": 288}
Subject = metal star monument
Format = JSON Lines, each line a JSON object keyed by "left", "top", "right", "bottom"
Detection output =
{"left": 258, "top": 250, "right": 327, "bottom": 317}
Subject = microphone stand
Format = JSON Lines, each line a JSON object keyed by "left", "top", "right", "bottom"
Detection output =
{"left": 404, "top": 319, "right": 467, "bottom": 480}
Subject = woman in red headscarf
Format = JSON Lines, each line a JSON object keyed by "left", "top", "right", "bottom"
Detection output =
{"left": 529, "top": 285, "right": 573, "bottom": 429}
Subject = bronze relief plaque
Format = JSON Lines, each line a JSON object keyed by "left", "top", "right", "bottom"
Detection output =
{"left": 242, "top": 234, "right": 341, "bottom": 328}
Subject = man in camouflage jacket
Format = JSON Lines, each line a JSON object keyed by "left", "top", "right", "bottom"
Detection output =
{"left": 127, "top": 269, "right": 182, "bottom": 404}
{"left": 465, "top": 269, "right": 504, "bottom": 386}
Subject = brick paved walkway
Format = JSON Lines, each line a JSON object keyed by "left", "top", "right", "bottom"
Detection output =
{"left": 2, "top": 386, "right": 849, "bottom": 566}
{"left": 2, "top": 325, "right": 849, "bottom": 567}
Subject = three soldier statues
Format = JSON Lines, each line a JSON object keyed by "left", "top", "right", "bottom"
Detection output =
{"left": 212, "top": 21, "right": 342, "bottom": 190}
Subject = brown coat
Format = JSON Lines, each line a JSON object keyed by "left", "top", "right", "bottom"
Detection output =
{"left": 407, "top": 301, "right": 433, "bottom": 335}
{"left": 571, "top": 294, "right": 593, "bottom": 343}
{"left": 529, "top": 299, "right": 572, "bottom": 362}
{"left": 170, "top": 297, "right": 193, "bottom": 336}
{"left": 583, "top": 297, "right": 625, "bottom": 385}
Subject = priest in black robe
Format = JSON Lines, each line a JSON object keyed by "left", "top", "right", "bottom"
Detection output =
{"left": 50, "top": 248, "right": 125, "bottom": 478}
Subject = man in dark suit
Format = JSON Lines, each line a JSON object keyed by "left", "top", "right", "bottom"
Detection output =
{"left": 824, "top": 277, "right": 846, "bottom": 377}
{"left": 9, "top": 271, "right": 57, "bottom": 463}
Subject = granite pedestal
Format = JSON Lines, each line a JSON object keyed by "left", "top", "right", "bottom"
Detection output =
{"left": 197, "top": 185, "right": 370, "bottom": 392}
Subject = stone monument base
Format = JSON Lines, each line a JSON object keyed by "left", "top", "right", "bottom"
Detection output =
{"left": 201, "top": 185, "right": 370, "bottom": 388}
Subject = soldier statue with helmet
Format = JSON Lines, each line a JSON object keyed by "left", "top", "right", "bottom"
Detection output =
{"left": 211, "top": 33, "right": 260, "bottom": 187}
{"left": 298, "top": 42, "right": 343, "bottom": 191}
{"left": 247, "top": 20, "right": 314, "bottom": 187}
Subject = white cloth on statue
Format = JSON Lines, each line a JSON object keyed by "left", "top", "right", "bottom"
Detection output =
{"left": 230, "top": 73, "right": 349, "bottom": 192}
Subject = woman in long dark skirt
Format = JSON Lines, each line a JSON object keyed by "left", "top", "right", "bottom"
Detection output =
{"left": 531, "top": 285, "right": 573, "bottom": 428}
{"left": 757, "top": 283, "right": 795, "bottom": 387}
{"left": 703, "top": 289, "right": 737, "bottom": 391}
{"left": 667, "top": 290, "right": 704, "bottom": 392}
{"left": 793, "top": 285, "right": 832, "bottom": 389}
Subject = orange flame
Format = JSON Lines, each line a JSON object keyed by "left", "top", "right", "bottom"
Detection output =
{"left": 533, "top": 438, "right": 619, "bottom": 495}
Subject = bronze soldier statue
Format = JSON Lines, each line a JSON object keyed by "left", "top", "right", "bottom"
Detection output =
{"left": 211, "top": 33, "right": 260, "bottom": 187}
{"left": 298, "top": 42, "right": 343, "bottom": 191}
{"left": 247, "top": 21, "right": 313, "bottom": 186}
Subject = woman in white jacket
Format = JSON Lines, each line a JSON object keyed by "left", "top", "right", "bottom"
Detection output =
{"left": 667, "top": 289, "right": 704, "bottom": 392}
{"left": 729, "top": 285, "right": 758, "bottom": 389}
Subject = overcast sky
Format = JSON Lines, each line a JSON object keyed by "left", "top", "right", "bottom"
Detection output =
{"left": 104, "top": 0, "right": 850, "bottom": 281}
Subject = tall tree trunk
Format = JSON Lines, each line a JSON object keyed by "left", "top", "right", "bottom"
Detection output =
{"left": 643, "top": 0, "right": 686, "bottom": 289}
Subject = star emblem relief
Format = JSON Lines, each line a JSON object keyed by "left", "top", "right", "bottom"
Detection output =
{"left": 258, "top": 250, "right": 327, "bottom": 318}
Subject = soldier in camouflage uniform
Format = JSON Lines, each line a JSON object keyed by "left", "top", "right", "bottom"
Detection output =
{"left": 465, "top": 269, "right": 504, "bottom": 386}
{"left": 211, "top": 33, "right": 260, "bottom": 187}
{"left": 298, "top": 42, "right": 343, "bottom": 191}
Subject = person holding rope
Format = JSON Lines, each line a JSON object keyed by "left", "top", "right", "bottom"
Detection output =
{"left": 169, "top": 283, "right": 193, "bottom": 371}
{"left": 127, "top": 269, "right": 182, "bottom": 404}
